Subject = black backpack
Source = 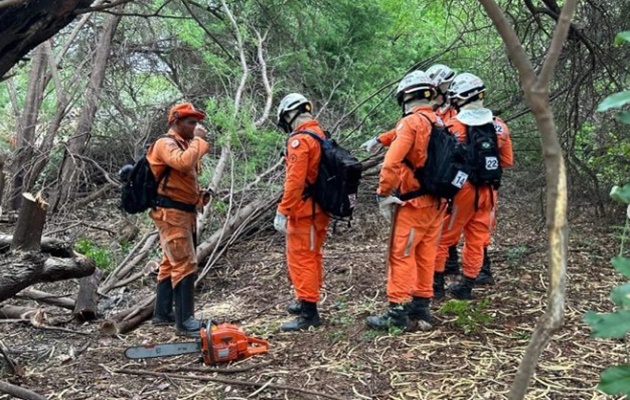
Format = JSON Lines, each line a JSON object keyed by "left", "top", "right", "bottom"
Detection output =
{"left": 399, "top": 113, "right": 469, "bottom": 202}
{"left": 466, "top": 121, "right": 502, "bottom": 189}
{"left": 119, "top": 136, "right": 183, "bottom": 214}
{"left": 290, "top": 130, "right": 362, "bottom": 219}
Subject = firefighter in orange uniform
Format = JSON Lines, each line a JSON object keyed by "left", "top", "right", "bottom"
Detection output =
{"left": 360, "top": 64, "right": 457, "bottom": 153}
{"left": 367, "top": 71, "right": 445, "bottom": 330}
{"left": 274, "top": 93, "right": 330, "bottom": 332}
{"left": 433, "top": 73, "right": 513, "bottom": 300}
{"left": 147, "top": 103, "right": 211, "bottom": 337}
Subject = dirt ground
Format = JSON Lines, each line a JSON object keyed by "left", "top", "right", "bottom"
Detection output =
{"left": 0, "top": 182, "right": 627, "bottom": 400}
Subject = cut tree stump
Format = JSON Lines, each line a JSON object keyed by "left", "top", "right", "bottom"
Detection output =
{"left": 11, "top": 193, "right": 47, "bottom": 252}
{"left": 73, "top": 268, "right": 103, "bottom": 321}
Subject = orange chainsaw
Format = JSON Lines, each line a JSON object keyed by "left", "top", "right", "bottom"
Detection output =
{"left": 124, "top": 323, "right": 270, "bottom": 365}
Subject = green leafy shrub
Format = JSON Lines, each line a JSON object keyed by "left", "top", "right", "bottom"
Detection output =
{"left": 583, "top": 31, "right": 630, "bottom": 397}
{"left": 439, "top": 298, "right": 493, "bottom": 334}
{"left": 74, "top": 238, "right": 114, "bottom": 272}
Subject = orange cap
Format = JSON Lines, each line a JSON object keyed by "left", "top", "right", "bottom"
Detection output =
{"left": 168, "top": 103, "right": 206, "bottom": 124}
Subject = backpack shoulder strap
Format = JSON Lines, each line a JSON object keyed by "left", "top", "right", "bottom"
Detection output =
{"left": 290, "top": 129, "right": 325, "bottom": 144}
{"left": 153, "top": 134, "right": 186, "bottom": 190}
{"left": 402, "top": 111, "right": 434, "bottom": 170}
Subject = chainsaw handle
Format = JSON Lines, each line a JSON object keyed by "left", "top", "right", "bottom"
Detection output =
{"left": 246, "top": 337, "right": 270, "bottom": 356}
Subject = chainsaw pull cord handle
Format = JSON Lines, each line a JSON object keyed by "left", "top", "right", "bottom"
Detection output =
{"left": 206, "top": 326, "right": 216, "bottom": 365}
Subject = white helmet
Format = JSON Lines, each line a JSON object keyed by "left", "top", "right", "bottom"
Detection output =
{"left": 448, "top": 72, "right": 486, "bottom": 103}
{"left": 276, "top": 93, "right": 312, "bottom": 123}
{"left": 425, "top": 64, "right": 456, "bottom": 87}
{"left": 395, "top": 70, "right": 435, "bottom": 104}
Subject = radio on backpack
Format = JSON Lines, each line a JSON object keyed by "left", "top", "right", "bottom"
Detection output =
{"left": 466, "top": 121, "right": 502, "bottom": 189}
{"left": 290, "top": 130, "right": 362, "bottom": 219}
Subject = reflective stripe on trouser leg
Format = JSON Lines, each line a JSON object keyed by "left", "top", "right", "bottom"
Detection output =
{"left": 286, "top": 213, "right": 329, "bottom": 303}
{"left": 434, "top": 187, "right": 476, "bottom": 273}
{"left": 462, "top": 187, "right": 493, "bottom": 278}
{"left": 386, "top": 205, "right": 444, "bottom": 303}
{"left": 411, "top": 209, "right": 444, "bottom": 298}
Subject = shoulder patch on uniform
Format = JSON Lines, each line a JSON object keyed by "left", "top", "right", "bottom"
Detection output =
{"left": 290, "top": 139, "right": 300, "bottom": 148}
{"left": 289, "top": 154, "right": 298, "bottom": 163}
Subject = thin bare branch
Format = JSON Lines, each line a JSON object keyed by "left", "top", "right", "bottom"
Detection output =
{"left": 253, "top": 28, "right": 273, "bottom": 127}
{"left": 537, "top": 0, "right": 578, "bottom": 87}
{"left": 0, "top": 0, "right": 26, "bottom": 10}
{"left": 75, "top": 0, "right": 134, "bottom": 14}
{"left": 478, "top": 0, "right": 537, "bottom": 85}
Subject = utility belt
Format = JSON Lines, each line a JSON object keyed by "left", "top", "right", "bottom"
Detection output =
{"left": 154, "top": 195, "right": 197, "bottom": 213}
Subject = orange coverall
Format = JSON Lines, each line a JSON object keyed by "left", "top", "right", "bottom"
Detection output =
{"left": 278, "top": 120, "right": 331, "bottom": 303}
{"left": 377, "top": 105, "right": 446, "bottom": 302}
{"left": 435, "top": 116, "right": 513, "bottom": 278}
{"left": 147, "top": 130, "right": 210, "bottom": 287}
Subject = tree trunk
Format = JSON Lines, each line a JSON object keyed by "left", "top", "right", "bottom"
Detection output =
{"left": 8, "top": 46, "right": 47, "bottom": 210}
{"left": 0, "top": 0, "right": 92, "bottom": 80}
{"left": 477, "top": 0, "right": 574, "bottom": 398}
{"left": 10, "top": 193, "right": 47, "bottom": 252}
{"left": 52, "top": 11, "right": 122, "bottom": 211}
{"left": 0, "top": 152, "right": 6, "bottom": 207}
{"left": 73, "top": 268, "right": 103, "bottom": 321}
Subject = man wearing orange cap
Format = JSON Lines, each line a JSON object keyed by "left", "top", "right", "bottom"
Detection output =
{"left": 147, "top": 102, "right": 210, "bottom": 337}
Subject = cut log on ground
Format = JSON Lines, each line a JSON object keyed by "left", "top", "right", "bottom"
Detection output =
{"left": 0, "top": 252, "right": 95, "bottom": 303}
{"left": 73, "top": 268, "right": 103, "bottom": 321}
{"left": 11, "top": 193, "right": 47, "bottom": 252}
{"left": 0, "top": 234, "right": 74, "bottom": 257}
{"left": 16, "top": 288, "right": 75, "bottom": 310}
{"left": 0, "top": 305, "right": 39, "bottom": 320}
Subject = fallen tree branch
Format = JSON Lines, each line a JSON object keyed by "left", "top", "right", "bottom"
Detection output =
{"left": 0, "top": 340, "right": 18, "bottom": 375}
{"left": 0, "top": 234, "right": 73, "bottom": 257}
{"left": 0, "top": 252, "right": 95, "bottom": 302}
{"left": 115, "top": 368, "right": 346, "bottom": 400}
{"left": 100, "top": 230, "right": 157, "bottom": 292}
{"left": 16, "top": 288, "right": 75, "bottom": 310}
{"left": 0, "top": 380, "right": 46, "bottom": 400}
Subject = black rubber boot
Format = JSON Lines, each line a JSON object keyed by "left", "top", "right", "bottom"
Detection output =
{"left": 174, "top": 275, "right": 204, "bottom": 337}
{"left": 475, "top": 247, "right": 495, "bottom": 285}
{"left": 152, "top": 278, "right": 175, "bottom": 326}
{"left": 433, "top": 272, "right": 445, "bottom": 300}
{"left": 448, "top": 275, "right": 476, "bottom": 300}
{"left": 406, "top": 297, "right": 431, "bottom": 323}
{"left": 366, "top": 303, "right": 409, "bottom": 330}
{"left": 280, "top": 301, "right": 321, "bottom": 332}
{"left": 287, "top": 300, "right": 302, "bottom": 315}
{"left": 444, "top": 245, "right": 460, "bottom": 275}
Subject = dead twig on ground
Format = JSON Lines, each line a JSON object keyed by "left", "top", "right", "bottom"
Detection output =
{"left": 115, "top": 368, "right": 346, "bottom": 400}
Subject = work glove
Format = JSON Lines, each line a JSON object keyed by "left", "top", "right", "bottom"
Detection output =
{"left": 360, "top": 137, "right": 381, "bottom": 153}
{"left": 273, "top": 211, "right": 288, "bottom": 234}
{"left": 377, "top": 195, "right": 403, "bottom": 223}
